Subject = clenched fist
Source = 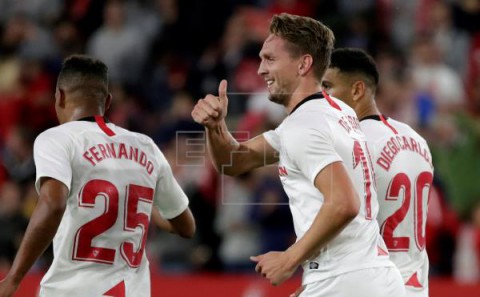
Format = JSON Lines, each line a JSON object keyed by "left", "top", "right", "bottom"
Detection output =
{"left": 191, "top": 80, "right": 229, "bottom": 129}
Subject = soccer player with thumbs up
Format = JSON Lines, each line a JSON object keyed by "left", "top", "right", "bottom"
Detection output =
{"left": 192, "top": 13, "right": 405, "bottom": 297}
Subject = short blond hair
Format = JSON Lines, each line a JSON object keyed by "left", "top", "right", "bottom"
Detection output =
{"left": 270, "top": 13, "right": 335, "bottom": 80}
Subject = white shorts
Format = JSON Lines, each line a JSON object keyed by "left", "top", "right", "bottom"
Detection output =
{"left": 404, "top": 264, "right": 429, "bottom": 297}
{"left": 300, "top": 267, "right": 406, "bottom": 297}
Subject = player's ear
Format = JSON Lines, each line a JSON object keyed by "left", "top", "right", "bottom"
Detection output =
{"left": 105, "top": 93, "right": 113, "bottom": 112}
{"left": 298, "top": 54, "right": 313, "bottom": 76}
{"left": 352, "top": 80, "right": 365, "bottom": 102}
{"left": 56, "top": 88, "right": 66, "bottom": 108}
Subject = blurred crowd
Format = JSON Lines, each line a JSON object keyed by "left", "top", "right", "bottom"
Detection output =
{"left": 0, "top": 0, "right": 479, "bottom": 283}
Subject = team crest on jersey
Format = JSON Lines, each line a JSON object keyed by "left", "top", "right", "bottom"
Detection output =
{"left": 278, "top": 166, "right": 288, "bottom": 176}
{"left": 309, "top": 262, "right": 319, "bottom": 270}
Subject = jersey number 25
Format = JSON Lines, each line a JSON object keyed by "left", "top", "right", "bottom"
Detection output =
{"left": 72, "top": 179, "right": 154, "bottom": 268}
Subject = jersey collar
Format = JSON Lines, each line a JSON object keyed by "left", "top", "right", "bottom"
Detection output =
{"left": 359, "top": 114, "right": 384, "bottom": 122}
{"left": 360, "top": 114, "right": 398, "bottom": 134}
{"left": 77, "top": 115, "right": 110, "bottom": 123}
{"left": 290, "top": 92, "right": 324, "bottom": 115}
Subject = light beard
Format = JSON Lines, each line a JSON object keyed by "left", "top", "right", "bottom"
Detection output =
{"left": 268, "top": 92, "right": 290, "bottom": 106}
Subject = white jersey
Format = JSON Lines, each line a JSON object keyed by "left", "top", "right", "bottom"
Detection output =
{"left": 263, "top": 94, "right": 393, "bottom": 285}
{"left": 33, "top": 116, "right": 189, "bottom": 297}
{"left": 360, "top": 116, "right": 434, "bottom": 293}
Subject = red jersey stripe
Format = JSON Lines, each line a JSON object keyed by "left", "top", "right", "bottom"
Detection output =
{"left": 379, "top": 114, "right": 398, "bottom": 134}
{"left": 322, "top": 91, "right": 342, "bottom": 110}
{"left": 95, "top": 115, "right": 115, "bottom": 137}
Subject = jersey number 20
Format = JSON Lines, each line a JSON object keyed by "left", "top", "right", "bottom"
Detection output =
{"left": 381, "top": 172, "right": 433, "bottom": 251}
{"left": 72, "top": 179, "right": 154, "bottom": 268}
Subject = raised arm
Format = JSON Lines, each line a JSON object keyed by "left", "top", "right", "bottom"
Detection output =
{"left": 0, "top": 178, "right": 67, "bottom": 297}
{"left": 206, "top": 126, "right": 277, "bottom": 176}
{"left": 192, "top": 80, "right": 278, "bottom": 176}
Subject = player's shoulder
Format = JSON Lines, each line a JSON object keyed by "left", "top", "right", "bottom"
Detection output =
{"left": 282, "top": 106, "right": 338, "bottom": 147}
{"left": 280, "top": 104, "right": 328, "bottom": 134}
{"left": 311, "top": 95, "right": 358, "bottom": 116}
{"left": 114, "top": 124, "right": 155, "bottom": 144}
{"left": 287, "top": 97, "right": 360, "bottom": 134}
{"left": 115, "top": 125, "right": 163, "bottom": 154}
{"left": 359, "top": 116, "right": 403, "bottom": 136}
{"left": 311, "top": 96, "right": 361, "bottom": 125}
{"left": 113, "top": 126, "right": 171, "bottom": 170}
{"left": 35, "top": 124, "right": 75, "bottom": 145}
{"left": 361, "top": 117, "right": 430, "bottom": 147}
{"left": 359, "top": 117, "right": 388, "bottom": 138}
{"left": 38, "top": 120, "right": 98, "bottom": 139}
{"left": 388, "top": 118, "right": 428, "bottom": 144}
{"left": 287, "top": 98, "right": 337, "bottom": 126}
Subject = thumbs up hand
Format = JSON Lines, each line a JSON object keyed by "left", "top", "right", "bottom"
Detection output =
{"left": 191, "top": 79, "right": 229, "bottom": 129}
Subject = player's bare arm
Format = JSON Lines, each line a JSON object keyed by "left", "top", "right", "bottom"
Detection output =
{"left": 251, "top": 161, "right": 360, "bottom": 286}
{"left": 152, "top": 208, "right": 195, "bottom": 238}
{"left": 0, "top": 178, "right": 68, "bottom": 297}
{"left": 208, "top": 130, "right": 278, "bottom": 176}
{"left": 168, "top": 208, "right": 195, "bottom": 238}
{"left": 192, "top": 80, "right": 278, "bottom": 175}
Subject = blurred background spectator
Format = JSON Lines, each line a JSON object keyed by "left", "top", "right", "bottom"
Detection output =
{"left": 0, "top": 0, "right": 479, "bottom": 290}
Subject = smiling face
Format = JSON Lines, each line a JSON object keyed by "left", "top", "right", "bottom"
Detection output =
{"left": 258, "top": 34, "right": 302, "bottom": 106}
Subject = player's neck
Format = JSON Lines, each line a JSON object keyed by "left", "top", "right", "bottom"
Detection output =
{"left": 286, "top": 81, "right": 322, "bottom": 114}
{"left": 65, "top": 106, "right": 104, "bottom": 123}
{"left": 355, "top": 100, "right": 380, "bottom": 120}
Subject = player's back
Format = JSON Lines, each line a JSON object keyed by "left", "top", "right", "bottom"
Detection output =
{"left": 34, "top": 117, "right": 167, "bottom": 297}
{"left": 360, "top": 116, "right": 434, "bottom": 291}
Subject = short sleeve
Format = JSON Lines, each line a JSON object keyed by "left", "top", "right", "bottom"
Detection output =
{"left": 34, "top": 130, "right": 73, "bottom": 194}
{"left": 263, "top": 126, "right": 281, "bottom": 152}
{"left": 284, "top": 123, "right": 342, "bottom": 184}
{"left": 154, "top": 149, "right": 189, "bottom": 219}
